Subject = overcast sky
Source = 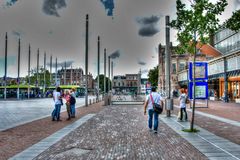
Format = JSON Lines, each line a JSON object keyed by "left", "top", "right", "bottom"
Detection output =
{"left": 0, "top": 0, "right": 239, "bottom": 78}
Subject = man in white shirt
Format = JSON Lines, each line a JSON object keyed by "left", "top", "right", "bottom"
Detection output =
{"left": 52, "top": 87, "right": 62, "bottom": 121}
{"left": 144, "top": 87, "right": 163, "bottom": 133}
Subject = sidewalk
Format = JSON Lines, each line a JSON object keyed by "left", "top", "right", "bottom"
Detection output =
{"left": 0, "top": 101, "right": 105, "bottom": 160}
{"left": 30, "top": 105, "right": 208, "bottom": 160}
{"left": 172, "top": 100, "right": 240, "bottom": 145}
{"left": 174, "top": 99, "right": 240, "bottom": 122}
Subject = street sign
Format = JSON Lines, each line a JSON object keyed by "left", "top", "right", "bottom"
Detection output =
{"left": 189, "top": 81, "right": 208, "bottom": 99}
{"left": 189, "top": 62, "right": 208, "bottom": 81}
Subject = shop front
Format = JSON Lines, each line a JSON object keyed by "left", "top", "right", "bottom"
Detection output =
{"left": 219, "top": 77, "right": 240, "bottom": 101}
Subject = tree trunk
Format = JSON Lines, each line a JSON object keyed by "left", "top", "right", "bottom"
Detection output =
{"left": 190, "top": 30, "right": 197, "bottom": 131}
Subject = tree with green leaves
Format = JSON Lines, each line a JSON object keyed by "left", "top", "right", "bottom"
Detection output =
{"left": 170, "top": 0, "right": 227, "bottom": 131}
{"left": 25, "top": 67, "right": 51, "bottom": 87}
{"left": 148, "top": 66, "right": 158, "bottom": 87}
{"left": 225, "top": 9, "right": 240, "bottom": 31}
{"left": 95, "top": 74, "right": 111, "bottom": 94}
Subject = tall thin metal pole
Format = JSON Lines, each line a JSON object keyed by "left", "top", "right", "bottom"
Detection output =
{"left": 17, "top": 38, "right": 21, "bottom": 100}
{"left": 71, "top": 65, "right": 73, "bottom": 85}
{"left": 165, "top": 15, "right": 172, "bottom": 117}
{"left": 97, "top": 36, "right": 100, "bottom": 100}
{"left": 50, "top": 55, "right": 52, "bottom": 85}
{"left": 64, "top": 61, "right": 66, "bottom": 85}
{"left": 104, "top": 48, "right": 106, "bottom": 94}
{"left": 111, "top": 61, "right": 113, "bottom": 90}
{"left": 108, "top": 56, "right": 110, "bottom": 93}
{"left": 85, "top": 14, "right": 89, "bottom": 106}
{"left": 28, "top": 44, "right": 31, "bottom": 99}
{"left": 55, "top": 58, "right": 58, "bottom": 86}
{"left": 44, "top": 52, "right": 46, "bottom": 95}
{"left": 37, "top": 49, "right": 39, "bottom": 87}
{"left": 4, "top": 33, "right": 8, "bottom": 100}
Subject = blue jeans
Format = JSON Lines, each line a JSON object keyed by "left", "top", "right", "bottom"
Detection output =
{"left": 70, "top": 104, "right": 75, "bottom": 117}
{"left": 148, "top": 109, "right": 159, "bottom": 131}
{"left": 52, "top": 104, "right": 61, "bottom": 120}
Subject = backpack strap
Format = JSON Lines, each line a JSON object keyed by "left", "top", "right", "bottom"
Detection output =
{"left": 150, "top": 94, "right": 154, "bottom": 105}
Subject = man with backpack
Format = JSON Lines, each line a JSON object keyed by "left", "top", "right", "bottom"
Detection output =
{"left": 144, "top": 87, "right": 163, "bottom": 134}
{"left": 70, "top": 88, "right": 76, "bottom": 118}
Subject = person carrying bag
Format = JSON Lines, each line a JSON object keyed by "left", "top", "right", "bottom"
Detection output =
{"left": 144, "top": 87, "right": 163, "bottom": 134}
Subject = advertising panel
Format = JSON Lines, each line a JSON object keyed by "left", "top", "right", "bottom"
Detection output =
{"left": 189, "top": 82, "right": 208, "bottom": 99}
{"left": 189, "top": 62, "right": 208, "bottom": 81}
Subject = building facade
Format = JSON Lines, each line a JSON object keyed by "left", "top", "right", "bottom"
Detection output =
{"left": 80, "top": 73, "right": 94, "bottom": 90}
{"left": 58, "top": 68, "right": 84, "bottom": 85}
{"left": 177, "top": 28, "right": 240, "bottom": 102}
{"left": 112, "top": 72, "right": 141, "bottom": 94}
{"left": 158, "top": 44, "right": 206, "bottom": 92}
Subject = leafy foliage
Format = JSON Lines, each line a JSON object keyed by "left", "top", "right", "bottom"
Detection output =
{"left": 147, "top": 66, "right": 158, "bottom": 87}
{"left": 170, "top": 0, "right": 228, "bottom": 54}
{"left": 25, "top": 67, "right": 51, "bottom": 87}
{"left": 95, "top": 74, "right": 112, "bottom": 93}
{"left": 225, "top": 9, "right": 240, "bottom": 31}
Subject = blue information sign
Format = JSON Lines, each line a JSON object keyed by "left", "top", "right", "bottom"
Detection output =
{"left": 189, "top": 82, "right": 208, "bottom": 99}
{"left": 189, "top": 62, "right": 208, "bottom": 81}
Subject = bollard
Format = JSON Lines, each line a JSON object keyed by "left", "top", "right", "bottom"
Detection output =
{"left": 89, "top": 99, "right": 91, "bottom": 105}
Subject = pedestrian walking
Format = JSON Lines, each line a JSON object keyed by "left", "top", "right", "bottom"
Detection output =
{"left": 178, "top": 88, "right": 188, "bottom": 121}
{"left": 64, "top": 90, "right": 71, "bottom": 120}
{"left": 144, "top": 87, "right": 163, "bottom": 134}
{"left": 70, "top": 88, "right": 76, "bottom": 118}
{"left": 52, "top": 87, "right": 62, "bottom": 121}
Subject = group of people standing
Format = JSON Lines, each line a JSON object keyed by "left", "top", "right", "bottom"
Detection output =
{"left": 144, "top": 87, "right": 188, "bottom": 134}
{"left": 51, "top": 87, "right": 77, "bottom": 121}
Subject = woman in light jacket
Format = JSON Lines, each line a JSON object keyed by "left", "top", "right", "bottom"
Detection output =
{"left": 178, "top": 88, "right": 188, "bottom": 121}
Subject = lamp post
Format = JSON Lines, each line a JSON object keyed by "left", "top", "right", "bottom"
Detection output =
{"left": 17, "top": 38, "right": 21, "bottom": 100}
{"left": 85, "top": 14, "right": 89, "bottom": 107}
{"left": 97, "top": 36, "right": 100, "bottom": 100}
{"left": 104, "top": 48, "right": 106, "bottom": 95}
{"left": 43, "top": 52, "right": 46, "bottom": 96}
{"left": 4, "top": 33, "right": 8, "bottom": 100}
{"left": 28, "top": 44, "right": 31, "bottom": 99}
{"left": 55, "top": 57, "right": 58, "bottom": 86}
{"left": 50, "top": 55, "right": 52, "bottom": 85}
{"left": 165, "top": 15, "right": 173, "bottom": 117}
{"left": 36, "top": 49, "right": 39, "bottom": 88}
{"left": 108, "top": 56, "right": 111, "bottom": 93}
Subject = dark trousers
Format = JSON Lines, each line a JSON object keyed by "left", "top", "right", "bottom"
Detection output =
{"left": 180, "top": 108, "right": 188, "bottom": 120}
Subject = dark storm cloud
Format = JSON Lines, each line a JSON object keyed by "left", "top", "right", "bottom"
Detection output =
{"left": 48, "top": 60, "right": 74, "bottom": 68}
{"left": 5, "top": 0, "right": 18, "bottom": 7}
{"left": 138, "top": 61, "right": 146, "bottom": 66}
{"left": 137, "top": 15, "right": 160, "bottom": 25}
{"left": 109, "top": 50, "right": 120, "bottom": 59}
{"left": 100, "top": 0, "right": 115, "bottom": 16}
{"left": 42, "top": 0, "right": 67, "bottom": 17}
{"left": 138, "top": 26, "right": 159, "bottom": 37}
{"left": 136, "top": 15, "right": 160, "bottom": 37}
{"left": 12, "top": 30, "right": 23, "bottom": 38}
{"left": 141, "top": 69, "right": 148, "bottom": 74}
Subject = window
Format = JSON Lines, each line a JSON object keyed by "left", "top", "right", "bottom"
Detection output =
{"left": 172, "top": 63, "right": 177, "bottom": 74}
{"left": 179, "top": 62, "right": 185, "bottom": 71}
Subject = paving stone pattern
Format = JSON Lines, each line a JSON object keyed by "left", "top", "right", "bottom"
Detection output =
{"left": 0, "top": 97, "right": 96, "bottom": 131}
{"left": 34, "top": 105, "right": 207, "bottom": 160}
{"left": 160, "top": 115, "right": 240, "bottom": 160}
{"left": 10, "top": 114, "right": 95, "bottom": 160}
